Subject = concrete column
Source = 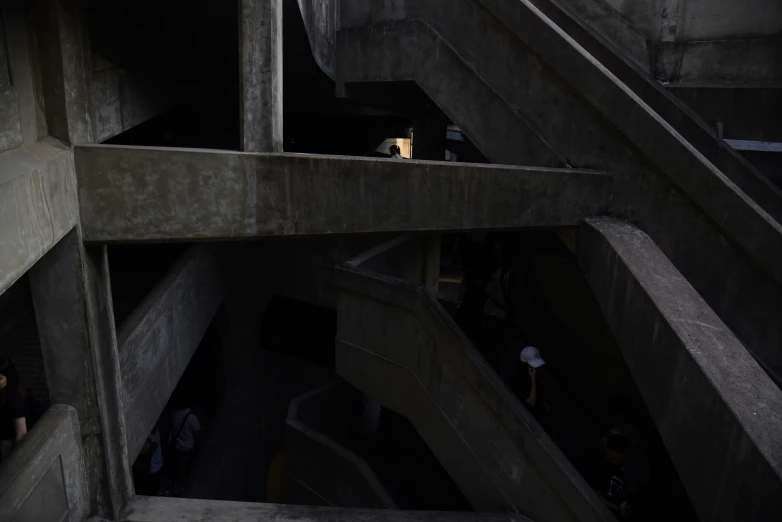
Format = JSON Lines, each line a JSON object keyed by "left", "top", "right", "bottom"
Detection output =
{"left": 239, "top": 0, "right": 283, "bottom": 152}
{"left": 28, "top": 230, "right": 132, "bottom": 518}
{"left": 32, "top": 0, "right": 93, "bottom": 144}
{"left": 412, "top": 112, "right": 448, "bottom": 161}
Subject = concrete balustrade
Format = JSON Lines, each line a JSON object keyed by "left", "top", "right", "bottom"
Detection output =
{"left": 0, "top": 405, "right": 89, "bottom": 522}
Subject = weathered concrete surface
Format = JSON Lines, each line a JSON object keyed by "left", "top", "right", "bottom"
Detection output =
{"left": 90, "top": 67, "right": 181, "bottom": 143}
{"left": 28, "top": 229, "right": 121, "bottom": 518}
{"left": 577, "top": 218, "right": 782, "bottom": 522}
{"left": 33, "top": 0, "right": 93, "bottom": 145}
{"left": 287, "top": 381, "right": 397, "bottom": 509}
{"left": 495, "top": 0, "right": 782, "bottom": 220}
{"left": 117, "top": 245, "right": 225, "bottom": 460}
{"left": 337, "top": 21, "right": 565, "bottom": 166}
{"left": 74, "top": 145, "right": 611, "bottom": 242}
{"left": 335, "top": 238, "right": 614, "bottom": 522}
{"left": 296, "top": 0, "right": 337, "bottom": 80}
{"left": 122, "top": 496, "right": 531, "bottom": 522}
{"left": 83, "top": 244, "right": 134, "bottom": 518}
{"left": 4, "top": 0, "right": 48, "bottom": 144}
{"left": 240, "top": 0, "right": 283, "bottom": 152}
{"left": 0, "top": 88, "right": 23, "bottom": 154}
{"left": 335, "top": 0, "right": 782, "bottom": 391}
{"left": 0, "top": 139, "right": 78, "bottom": 296}
{"left": 556, "top": 0, "right": 782, "bottom": 83}
{"left": 0, "top": 405, "right": 89, "bottom": 522}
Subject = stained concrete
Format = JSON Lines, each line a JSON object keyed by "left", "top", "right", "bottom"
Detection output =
{"left": 3, "top": 0, "right": 48, "bottom": 144}
{"left": 74, "top": 145, "right": 611, "bottom": 242}
{"left": 117, "top": 245, "right": 225, "bottom": 461}
{"left": 0, "top": 139, "right": 78, "bottom": 297}
{"left": 287, "top": 381, "right": 397, "bottom": 509}
{"left": 335, "top": 238, "right": 615, "bottom": 522}
{"left": 486, "top": 0, "right": 782, "bottom": 219}
{"left": 337, "top": 21, "right": 565, "bottom": 167}
{"left": 28, "top": 229, "right": 116, "bottom": 517}
{"left": 0, "top": 405, "right": 89, "bottom": 522}
{"left": 240, "top": 0, "right": 283, "bottom": 152}
{"left": 33, "top": 0, "right": 93, "bottom": 145}
{"left": 296, "top": 0, "right": 337, "bottom": 80}
{"left": 577, "top": 218, "right": 782, "bottom": 522}
{"left": 82, "top": 245, "right": 134, "bottom": 519}
{"left": 90, "top": 68, "right": 181, "bottom": 143}
{"left": 557, "top": 0, "right": 782, "bottom": 83}
{"left": 332, "top": 0, "right": 782, "bottom": 393}
{"left": 122, "top": 496, "right": 531, "bottom": 522}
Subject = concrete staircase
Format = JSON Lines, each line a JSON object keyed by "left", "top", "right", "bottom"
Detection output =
{"left": 324, "top": 0, "right": 782, "bottom": 396}
{"left": 335, "top": 234, "right": 782, "bottom": 522}
{"left": 334, "top": 236, "right": 615, "bottom": 522}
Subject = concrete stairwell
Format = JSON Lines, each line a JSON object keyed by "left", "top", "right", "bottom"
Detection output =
{"left": 324, "top": 0, "right": 782, "bottom": 397}
{"left": 334, "top": 236, "right": 615, "bottom": 522}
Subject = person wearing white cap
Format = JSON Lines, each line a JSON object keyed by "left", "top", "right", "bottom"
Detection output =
{"left": 519, "top": 346, "right": 546, "bottom": 409}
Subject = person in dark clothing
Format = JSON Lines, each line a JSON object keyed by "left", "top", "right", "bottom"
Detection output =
{"left": 0, "top": 359, "right": 43, "bottom": 463}
{"left": 591, "top": 433, "right": 632, "bottom": 518}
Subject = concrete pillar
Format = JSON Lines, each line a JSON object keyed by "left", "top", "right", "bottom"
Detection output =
{"left": 412, "top": 112, "right": 448, "bottom": 161}
{"left": 239, "top": 0, "right": 283, "bottom": 152}
{"left": 28, "top": 230, "right": 132, "bottom": 518}
{"left": 32, "top": 0, "right": 93, "bottom": 144}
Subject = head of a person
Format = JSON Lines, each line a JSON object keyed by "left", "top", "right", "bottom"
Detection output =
{"left": 519, "top": 346, "right": 546, "bottom": 369}
{"left": 389, "top": 145, "right": 401, "bottom": 156}
{"left": 0, "top": 358, "right": 20, "bottom": 394}
{"left": 604, "top": 433, "right": 629, "bottom": 466}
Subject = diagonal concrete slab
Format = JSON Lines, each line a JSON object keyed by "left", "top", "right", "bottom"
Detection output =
{"left": 74, "top": 144, "right": 612, "bottom": 243}
{"left": 335, "top": 237, "right": 615, "bottom": 522}
{"left": 578, "top": 218, "right": 782, "bottom": 522}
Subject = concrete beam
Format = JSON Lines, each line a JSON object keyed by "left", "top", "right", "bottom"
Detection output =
{"left": 122, "top": 496, "right": 532, "bottom": 522}
{"left": 90, "top": 68, "right": 180, "bottom": 143}
{"left": 577, "top": 218, "right": 782, "bottom": 522}
{"left": 240, "top": 0, "right": 283, "bottom": 152}
{"left": 74, "top": 145, "right": 612, "bottom": 242}
{"left": 0, "top": 140, "right": 78, "bottom": 296}
{"left": 117, "top": 245, "right": 225, "bottom": 460}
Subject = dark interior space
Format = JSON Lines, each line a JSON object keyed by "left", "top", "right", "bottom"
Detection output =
{"left": 108, "top": 244, "right": 190, "bottom": 327}
{"left": 294, "top": 381, "right": 472, "bottom": 511}
{"left": 439, "top": 230, "right": 699, "bottom": 521}
{"left": 261, "top": 295, "right": 337, "bottom": 368}
{"left": 131, "top": 306, "right": 227, "bottom": 496}
{"left": 87, "top": 0, "right": 238, "bottom": 92}
{"left": 0, "top": 276, "right": 47, "bottom": 410}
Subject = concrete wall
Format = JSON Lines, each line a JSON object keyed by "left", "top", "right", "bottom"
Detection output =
{"left": 122, "top": 496, "right": 532, "bottom": 522}
{"left": 117, "top": 245, "right": 225, "bottom": 460}
{"left": 287, "top": 381, "right": 397, "bottom": 509}
{"left": 335, "top": 237, "right": 614, "bottom": 522}
{"left": 0, "top": 405, "right": 89, "bottom": 522}
{"left": 74, "top": 145, "right": 612, "bottom": 242}
{"left": 0, "top": 140, "right": 78, "bottom": 297}
{"left": 577, "top": 218, "right": 782, "bottom": 522}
